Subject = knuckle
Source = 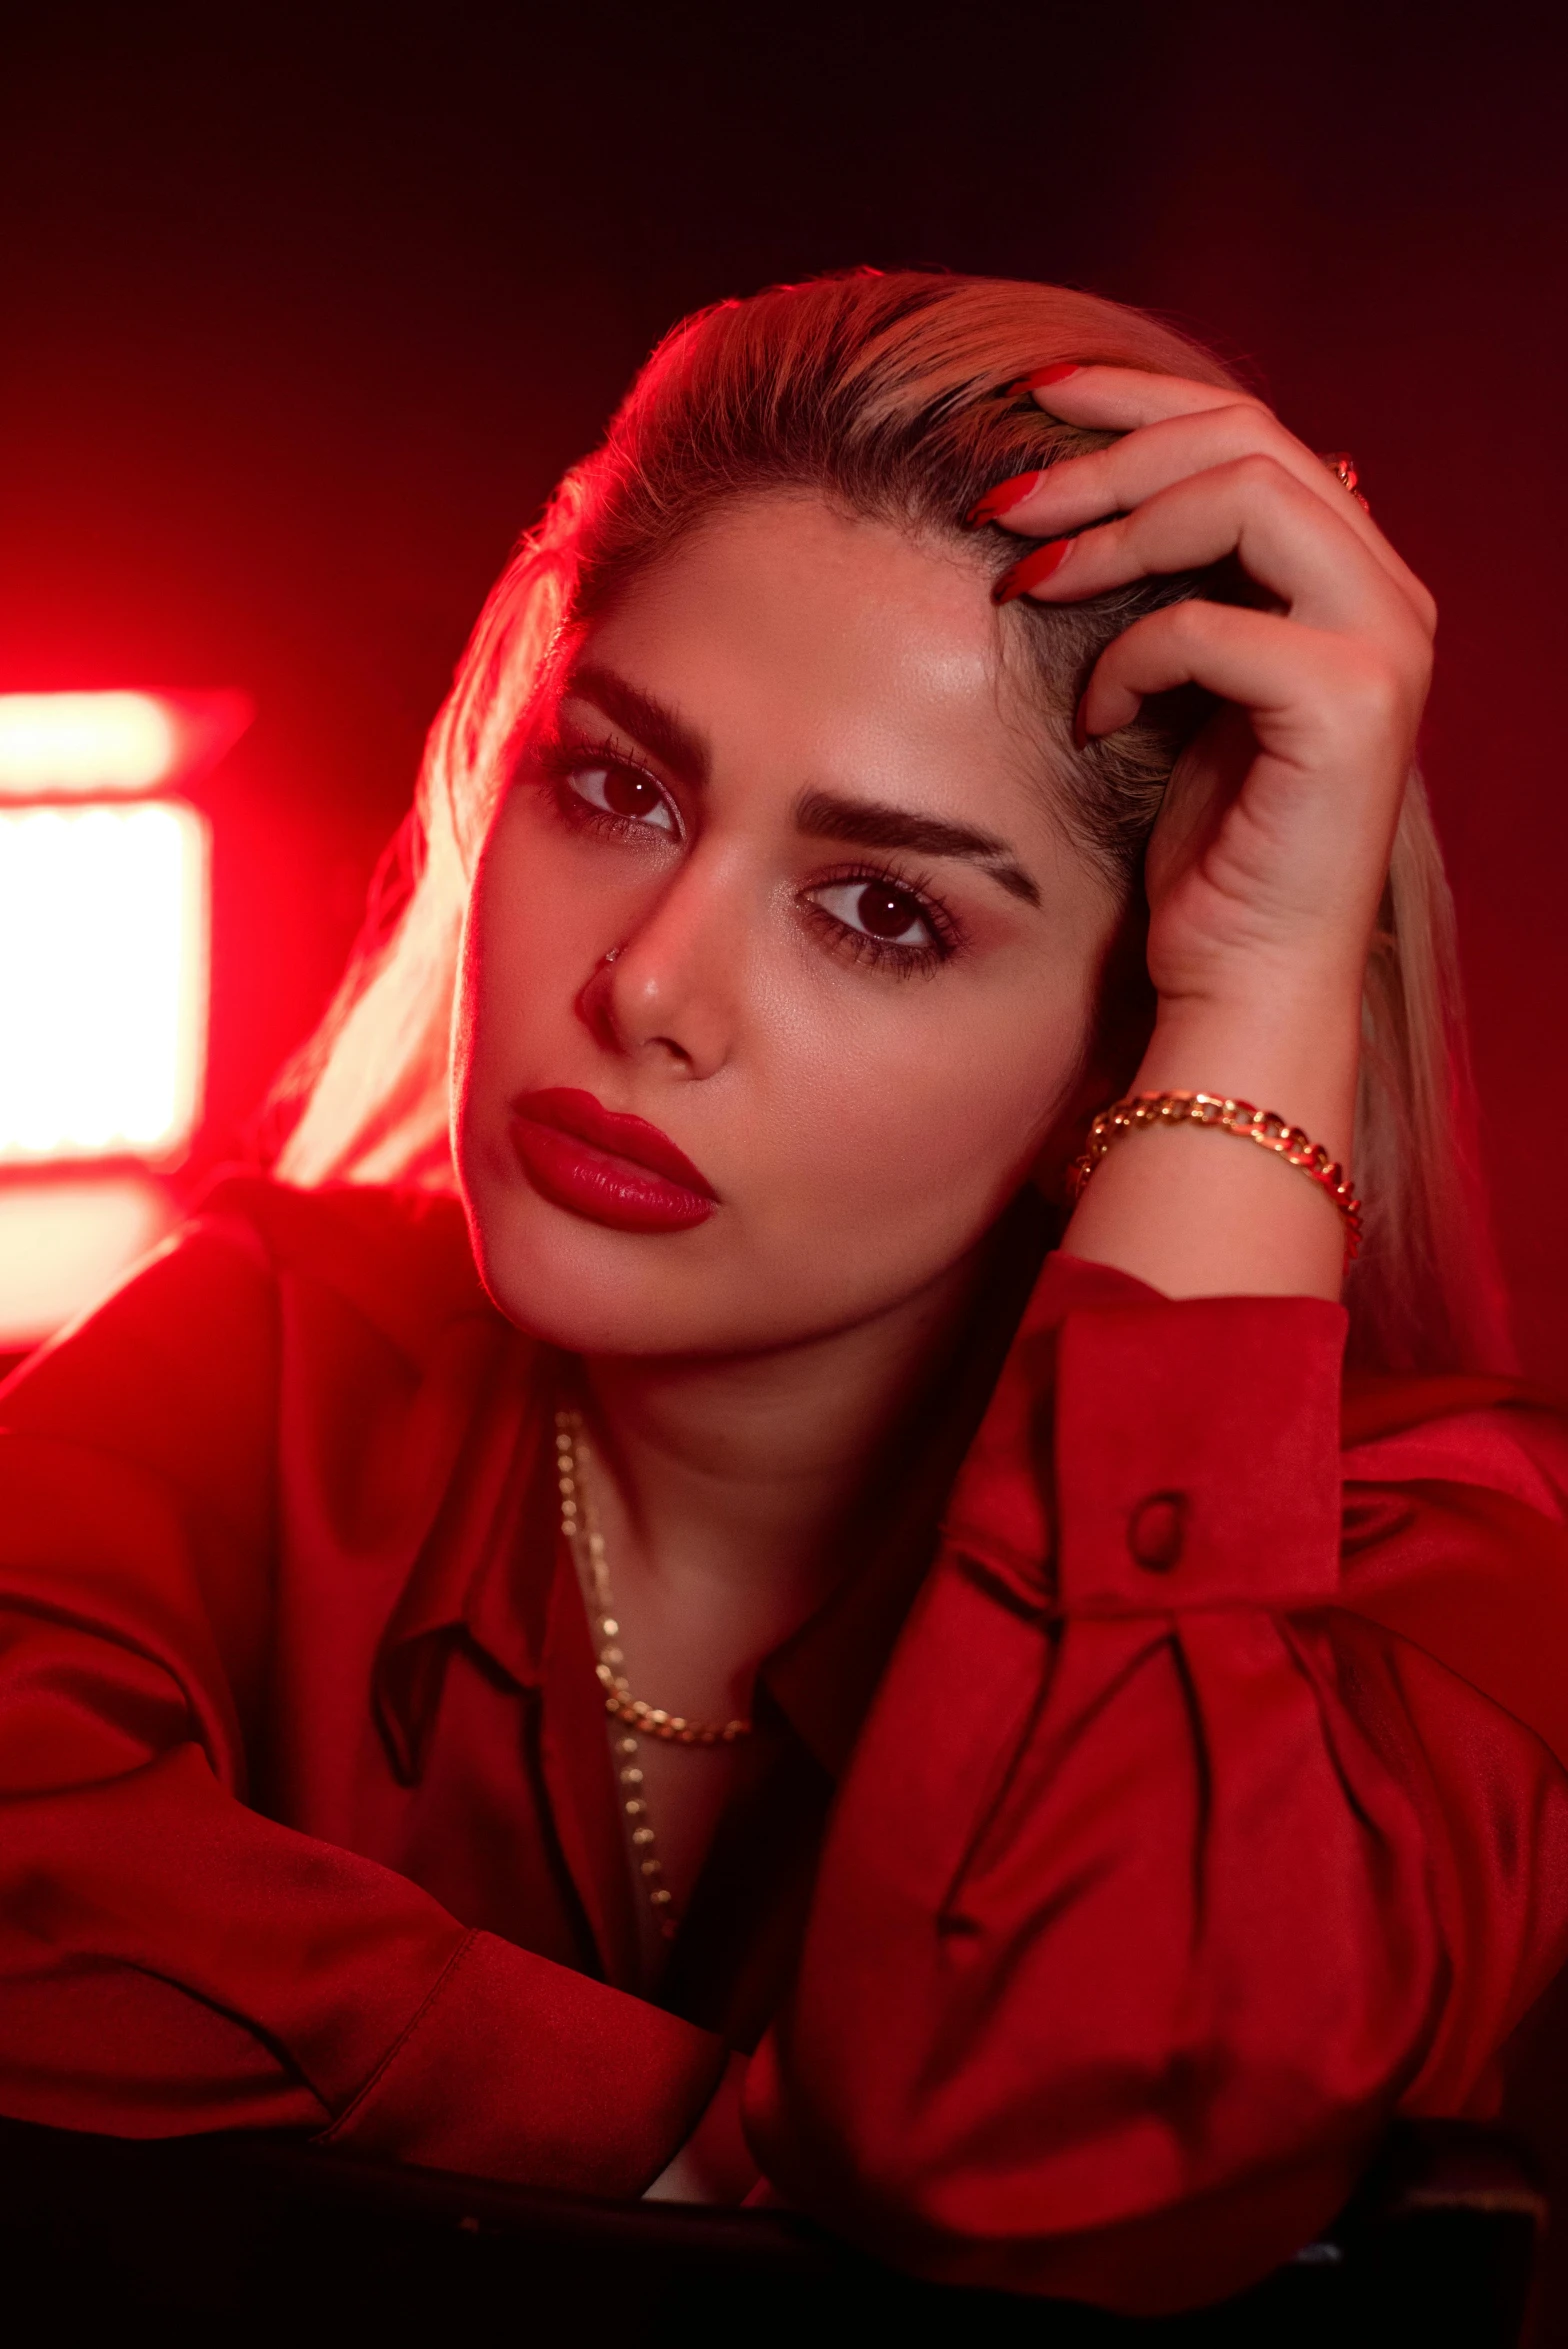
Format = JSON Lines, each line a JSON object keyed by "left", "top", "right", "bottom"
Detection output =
{"left": 1226, "top": 449, "right": 1289, "bottom": 495}
{"left": 1157, "top": 598, "right": 1214, "bottom": 651}
{"left": 1403, "top": 616, "right": 1436, "bottom": 679}
{"left": 1330, "top": 652, "right": 1412, "bottom": 736}
{"left": 1216, "top": 399, "right": 1289, "bottom": 452}
{"left": 1214, "top": 393, "right": 1274, "bottom": 426}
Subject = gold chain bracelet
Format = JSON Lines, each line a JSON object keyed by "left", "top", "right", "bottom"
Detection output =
{"left": 1068, "top": 1091, "right": 1364, "bottom": 1261}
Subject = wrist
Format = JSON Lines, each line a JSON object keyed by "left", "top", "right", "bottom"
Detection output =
{"left": 1132, "top": 985, "right": 1362, "bottom": 1168}
{"left": 1063, "top": 981, "right": 1362, "bottom": 1306}
{"left": 1062, "top": 1116, "right": 1350, "bottom": 1303}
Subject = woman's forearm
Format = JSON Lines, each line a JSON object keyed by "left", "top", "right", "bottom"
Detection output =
{"left": 744, "top": 1259, "right": 1568, "bottom": 2309}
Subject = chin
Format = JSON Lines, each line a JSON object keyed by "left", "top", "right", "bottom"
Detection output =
{"left": 461, "top": 1178, "right": 745, "bottom": 1358}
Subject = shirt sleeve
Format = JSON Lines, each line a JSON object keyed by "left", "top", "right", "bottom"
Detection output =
{"left": 0, "top": 1216, "right": 723, "bottom": 2195}
{"left": 744, "top": 1260, "right": 1568, "bottom": 2313}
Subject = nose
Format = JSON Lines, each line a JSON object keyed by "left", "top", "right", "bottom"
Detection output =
{"left": 577, "top": 853, "right": 744, "bottom": 1079}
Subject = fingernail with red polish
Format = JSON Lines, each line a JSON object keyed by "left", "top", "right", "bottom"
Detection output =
{"left": 966, "top": 470, "right": 1044, "bottom": 527}
{"left": 992, "top": 538, "right": 1075, "bottom": 605}
{"left": 1006, "top": 362, "right": 1084, "bottom": 395}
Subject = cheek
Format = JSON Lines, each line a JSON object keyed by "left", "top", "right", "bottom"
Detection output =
{"left": 759, "top": 969, "right": 1090, "bottom": 1240}
{"left": 458, "top": 807, "right": 588, "bottom": 1072}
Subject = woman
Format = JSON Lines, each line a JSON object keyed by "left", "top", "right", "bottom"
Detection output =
{"left": 3, "top": 271, "right": 1567, "bottom": 2315}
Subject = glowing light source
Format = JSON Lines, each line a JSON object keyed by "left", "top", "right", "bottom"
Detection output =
{"left": 0, "top": 692, "right": 181, "bottom": 797}
{"left": 0, "top": 1174, "right": 175, "bottom": 1348}
{"left": 0, "top": 801, "right": 209, "bottom": 1163}
{"left": 0, "top": 686, "right": 240, "bottom": 1347}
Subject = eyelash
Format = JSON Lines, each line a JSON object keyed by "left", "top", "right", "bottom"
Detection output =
{"left": 531, "top": 730, "right": 683, "bottom": 844}
{"left": 527, "top": 731, "right": 963, "bottom": 978}
{"left": 800, "top": 863, "right": 960, "bottom": 978}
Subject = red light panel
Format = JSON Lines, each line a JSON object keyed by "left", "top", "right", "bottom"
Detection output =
{"left": 0, "top": 801, "right": 209, "bottom": 1164}
{"left": 0, "top": 690, "right": 251, "bottom": 801}
{"left": 0, "top": 1174, "right": 176, "bottom": 1348}
{"left": 0, "top": 692, "right": 180, "bottom": 797}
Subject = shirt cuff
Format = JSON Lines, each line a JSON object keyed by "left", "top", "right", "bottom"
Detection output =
{"left": 319, "top": 1929, "right": 726, "bottom": 2197}
{"left": 1053, "top": 1292, "right": 1348, "bottom": 1615}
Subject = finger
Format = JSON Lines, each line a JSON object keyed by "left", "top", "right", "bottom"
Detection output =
{"left": 976, "top": 408, "right": 1435, "bottom": 637}
{"left": 997, "top": 455, "right": 1422, "bottom": 643}
{"left": 1080, "top": 598, "right": 1419, "bottom": 764}
{"left": 1019, "top": 363, "right": 1272, "bottom": 434}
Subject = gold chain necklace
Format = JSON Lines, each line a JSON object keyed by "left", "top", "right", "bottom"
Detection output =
{"left": 554, "top": 1408, "right": 752, "bottom": 1940}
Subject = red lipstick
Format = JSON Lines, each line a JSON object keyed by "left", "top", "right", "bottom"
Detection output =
{"left": 510, "top": 1088, "right": 717, "bottom": 1234}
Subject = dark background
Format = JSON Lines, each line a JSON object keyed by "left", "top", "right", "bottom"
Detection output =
{"left": 3, "top": 0, "right": 1566, "bottom": 1379}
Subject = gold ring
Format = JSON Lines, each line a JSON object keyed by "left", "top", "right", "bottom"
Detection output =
{"left": 1322, "top": 451, "right": 1371, "bottom": 513}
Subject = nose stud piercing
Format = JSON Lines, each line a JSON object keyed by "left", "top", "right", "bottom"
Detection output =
{"left": 602, "top": 944, "right": 624, "bottom": 965}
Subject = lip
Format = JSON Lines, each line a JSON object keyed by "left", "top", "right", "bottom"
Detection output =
{"left": 509, "top": 1087, "right": 717, "bottom": 1235}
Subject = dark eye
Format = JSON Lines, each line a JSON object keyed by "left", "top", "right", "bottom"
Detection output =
{"left": 566, "top": 762, "right": 680, "bottom": 838}
{"left": 809, "top": 879, "right": 933, "bottom": 949}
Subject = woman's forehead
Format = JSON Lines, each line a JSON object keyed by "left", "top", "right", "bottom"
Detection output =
{"left": 560, "top": 498, "right": 1052, "bottom": 823}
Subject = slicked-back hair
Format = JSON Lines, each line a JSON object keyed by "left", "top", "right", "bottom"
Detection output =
{"left": 274, "top": 270, "right": 1510, "bottom": 1375}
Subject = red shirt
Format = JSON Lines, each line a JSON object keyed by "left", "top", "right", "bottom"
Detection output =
{"left": 3, "top": 1173, "right": 1568, "bottom": 2314}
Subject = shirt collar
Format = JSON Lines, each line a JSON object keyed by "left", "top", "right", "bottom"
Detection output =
{"left": 762, "top": 1192, "right": 1055, "bottom": 1777}
{"left": 373, "top": 1331, "right": 558, "bottom": 1783}
{"left": 375, "top": 1194, "right": 1062, "bottom": 1790}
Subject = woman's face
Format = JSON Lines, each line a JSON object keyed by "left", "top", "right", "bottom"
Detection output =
{"left": 455, "top": 495, "right": 1123, "bottom": 1357}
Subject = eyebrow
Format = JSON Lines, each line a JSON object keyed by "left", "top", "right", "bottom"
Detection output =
{"left": 558, "top": 662, "right": 1040, "bottom": 909}
{"left": 794, "top": 787, "right": 1041, "bottom": 907}
{"left": 558, "top": 663, "right": 710, "bottom": 789}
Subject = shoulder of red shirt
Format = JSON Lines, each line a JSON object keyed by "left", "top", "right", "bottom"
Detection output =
{"left": 188, "top": 1167, "right": 498, "bottom": 1361}
{"left": 11, "top": 1170, "right": 1560, "bottom": 1529}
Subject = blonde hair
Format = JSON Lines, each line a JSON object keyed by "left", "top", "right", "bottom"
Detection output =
{"left": 274, "top": 270, "right": 1510, "bottom": 1375}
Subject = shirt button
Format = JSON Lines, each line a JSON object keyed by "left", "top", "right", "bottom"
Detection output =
{"left": 1128, "top": 1491, "right": 1186, "bottom": 1572}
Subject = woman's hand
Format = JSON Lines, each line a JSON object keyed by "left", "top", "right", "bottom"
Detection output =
{"left": 985, "top": 367, "right": 1437, "bottom": 1300}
